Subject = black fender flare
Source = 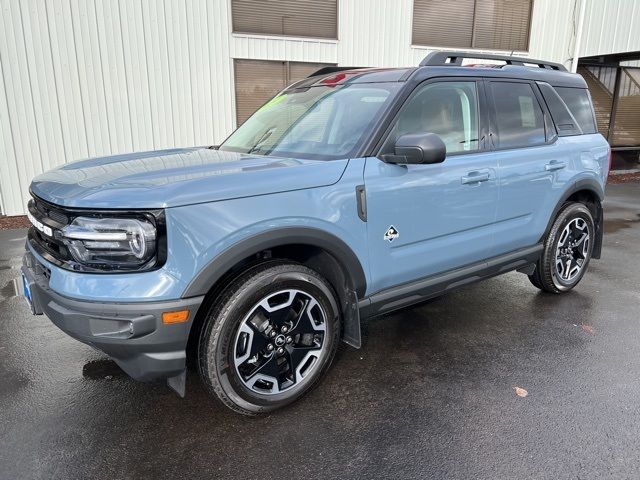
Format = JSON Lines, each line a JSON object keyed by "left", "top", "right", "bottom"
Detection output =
{"left": 541, "top": 178, "right": 604, "bottom": 259}
{"left": 181, "top": 227, "right": 367, "bottom": 299}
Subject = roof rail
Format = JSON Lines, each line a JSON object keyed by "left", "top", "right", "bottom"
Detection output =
{"left": 419, "top": 51, "right": 567, "bottom": 71}
{"left": 307, "top": 66, "right": 364, "bottom": 77}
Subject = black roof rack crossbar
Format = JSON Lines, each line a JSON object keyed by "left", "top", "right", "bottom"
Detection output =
{"left": 419, "top": 51, "right": 567, "bottom": 71}
{"left": 307, "top": 66, "right": 364, "bottom": 77}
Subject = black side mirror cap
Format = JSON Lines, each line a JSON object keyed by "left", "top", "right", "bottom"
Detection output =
{"left": 386, "top": 132, "right": 446, "bottom": 164}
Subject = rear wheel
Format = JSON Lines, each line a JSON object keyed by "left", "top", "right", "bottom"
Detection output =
{"left": 198, "top": 262, "right": 341, "bottom": 415}
{"left": 529, "top": 202, "right": 594, "bottom": 294}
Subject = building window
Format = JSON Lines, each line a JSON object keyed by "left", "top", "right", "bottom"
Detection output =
{"left": 231, "top": 0, "right": 338, "bottom": 39}
{"left": 412, "top": 0, "right": 532, "bottom": 51}
{"left": 233, "top": 59, "right": 334, "bottom": 125}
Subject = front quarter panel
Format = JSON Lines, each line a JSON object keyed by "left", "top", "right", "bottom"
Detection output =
{"left": 29, "top": 159, "right": 368, "bottom": 303}
{"left": 26, "top": 240, "right": 188, "bottom": 302}
{"left": 166, "top": 158, "right": 370, "bottom": 297}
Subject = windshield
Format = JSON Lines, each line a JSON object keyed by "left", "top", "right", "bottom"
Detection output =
{"left": 220, "top": 83, "right": 400, "bottom": 160}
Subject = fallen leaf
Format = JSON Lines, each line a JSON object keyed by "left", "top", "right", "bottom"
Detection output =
{"left": 513, "top": 386, "right": 528, "bottom": 397}
{"left": 581, "top": 324, "right": 594, "bottom": 335}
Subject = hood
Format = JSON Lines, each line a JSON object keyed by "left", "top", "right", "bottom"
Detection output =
{"left": 30, "top": 147, "right": 348, "bottom": 209}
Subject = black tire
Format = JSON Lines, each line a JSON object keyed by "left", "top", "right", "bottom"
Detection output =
{"left": 198, "top": 262, "right": 341, "bottom": 415}
{"left": 528, "top": 202, "right": 595, "bottom": 294}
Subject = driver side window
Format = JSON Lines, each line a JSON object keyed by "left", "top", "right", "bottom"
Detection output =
{"left": 383, "top": 81, "right": 480, "bottom": 156}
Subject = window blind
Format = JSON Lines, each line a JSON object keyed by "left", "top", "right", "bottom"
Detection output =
{"left": 412, "top": 0, "right": 532, "bottom": 51}
{"left": 232, "top": 0, "right": 338, "bottom": 39}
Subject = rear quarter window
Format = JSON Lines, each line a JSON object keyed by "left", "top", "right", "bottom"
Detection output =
{"left": 555, "top": 87, "right": 597, "bottom": 134}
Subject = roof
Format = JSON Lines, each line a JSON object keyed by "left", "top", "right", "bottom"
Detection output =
{"left": 288, "top": 51, "right": 587, "bottom": 90}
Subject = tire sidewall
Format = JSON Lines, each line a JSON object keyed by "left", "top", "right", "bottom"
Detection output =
{"left": 203, "top": 265, "right": 340, "bottom": 413}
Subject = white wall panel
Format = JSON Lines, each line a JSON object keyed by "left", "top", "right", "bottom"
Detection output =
{"left": 0, "top": 0, "right": 638, "bottom": 215}
{"left": 0, "top": 0, "right": 234, "bottom": 215}
{"left": 0, "top": 52, "right": 19, "bottom": 214}
{"left": 581, "top": 0, "right": 640, "bottom": 57}
{"left": 231, "top": 34, "right": 338, "bottom": 64}
{"left": 528, "top": 0, "right": 576, "bottom": 68}
{"left": 1, "top": 0, "right": 47, "bottom": 214}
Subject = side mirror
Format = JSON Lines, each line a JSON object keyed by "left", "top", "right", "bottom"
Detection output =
{"left": 387, "top": 132, "right": 446, "bottom": 164}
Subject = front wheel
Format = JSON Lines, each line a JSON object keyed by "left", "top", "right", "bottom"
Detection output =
{"left": 198, "top": 262, "right": 341, "bottom": 415}
{"left": 529, "top": 202, "right": 595, "bottom": 294}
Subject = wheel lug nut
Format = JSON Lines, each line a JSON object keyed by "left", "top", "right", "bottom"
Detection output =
{"left": 281, "top": 326, "right": 289, "bottom": 333}
{"left": 286, "top": 336, "right": 292, "bottom": 343}
{"left": 267, "top": 344, "right": 274, "bottom": 352}
{"left": 276, "top": 347, "right": 285, "bottom": 355}
{"left": 270, "top": 330, "right": 276, "bottom": 338}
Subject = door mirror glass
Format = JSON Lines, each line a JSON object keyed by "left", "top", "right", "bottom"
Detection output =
{"left": 387, "top": 132, "right": 446, "bottom": 164}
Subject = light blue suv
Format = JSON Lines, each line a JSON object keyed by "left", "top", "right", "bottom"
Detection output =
{"left": 22, "top": 52, "right": 609, "bottom": 414}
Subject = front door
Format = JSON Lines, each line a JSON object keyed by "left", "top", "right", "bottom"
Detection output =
{"left": 364, "top": 79, "right": 499, "bottom": 295}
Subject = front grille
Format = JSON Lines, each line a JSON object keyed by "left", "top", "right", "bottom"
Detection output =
{"left": 32, "top": 197, "right": 70, "bottom": 227}
{"left": 27, "top": 196, "right": 74, "bottom": 268}
{"left": 47, "top": 209, "right": 69, "bottom": 225}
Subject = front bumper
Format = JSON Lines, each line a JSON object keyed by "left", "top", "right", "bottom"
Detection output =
{"left": 22, "top": 250, "right": 204, "bottom": 382}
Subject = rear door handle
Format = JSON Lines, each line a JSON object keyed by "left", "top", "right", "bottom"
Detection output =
{"left": 461, "top": 171, "right": 490, "bottom": 184}
{"left": 545, "top": 161, "right": 566, "bottom": 171}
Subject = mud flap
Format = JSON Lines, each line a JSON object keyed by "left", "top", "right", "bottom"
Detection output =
{"left": 167, "top": 369, "right": 187, "bottom": 398}
{"left": 341, "top": 289, "right": 361, "bottom": 349}
{"left": 517, "top": 264, "right": 537, "bottom": 275}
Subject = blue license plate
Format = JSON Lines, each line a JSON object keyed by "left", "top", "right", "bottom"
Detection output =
{"left": 22, "top": 273, "right": 33, "bottom": 309}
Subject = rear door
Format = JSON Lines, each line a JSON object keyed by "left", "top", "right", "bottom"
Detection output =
{"left": 485, "top": 79, "right": 571, "bottom": 257}
{"left": 363, "top": 78, "right": 499, "bottom": 294}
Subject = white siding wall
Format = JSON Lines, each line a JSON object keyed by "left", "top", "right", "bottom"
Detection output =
{"left": 529, "top": 0, "right": 640, "bottom": 65}
{"left": 0, "top": 0, "right": 638, "bottom": 215}
{"left": 581, "top": 0, "right": 640, "bottom": 57}
{"left": 0, "top": 0, "right": 235, "bottom": 215}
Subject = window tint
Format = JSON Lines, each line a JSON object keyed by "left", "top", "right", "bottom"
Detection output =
{"left": 385, "top": 81, "right": 480, "bottom": 155}
{"left": 491, "top": 82, "right": 545, "bottom": 149}
{"left": 555, "top": 87, "right": 597, "bottom": 134}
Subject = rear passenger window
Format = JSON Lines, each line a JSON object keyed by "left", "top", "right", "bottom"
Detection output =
{"left": 555, "top": 87, "right": 597, "bottom": 134}
{"left": 490, "top": 82, "right": 546, "bottom": 149}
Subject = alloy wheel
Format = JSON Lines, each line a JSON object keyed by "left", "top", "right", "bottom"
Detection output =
{"left": 554, "top": 217, "right": 590, "bottom": 282}
{"left": 233, "top": 289, "right": 327, "bottom": 395}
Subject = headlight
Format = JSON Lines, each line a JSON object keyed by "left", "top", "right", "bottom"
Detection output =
{"left": 60, "top": 216, "right": 157, "bottom": 270}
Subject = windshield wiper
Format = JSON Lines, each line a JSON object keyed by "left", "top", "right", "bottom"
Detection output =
{"left": 247, "top": 128, "right": 274, "bottom": 154}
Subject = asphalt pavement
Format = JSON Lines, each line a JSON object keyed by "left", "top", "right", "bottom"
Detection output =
{"left": 1, "top": 183, "right": 640, "bottom": 479}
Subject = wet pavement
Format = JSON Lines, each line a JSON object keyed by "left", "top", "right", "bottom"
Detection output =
{"left": 1, "top": 183, "right": 640, "bottom": 479}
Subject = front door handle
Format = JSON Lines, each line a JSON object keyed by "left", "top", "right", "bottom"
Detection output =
{"left": 461, "top": 171, "right": 490, "bottom": 184}
{"left": 545, "top": 161, "right": 566, "bottom": 171}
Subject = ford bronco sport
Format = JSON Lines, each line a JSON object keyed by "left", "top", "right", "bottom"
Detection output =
{"left": 22, "top": 52, "right": 609, "bottom": 414}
